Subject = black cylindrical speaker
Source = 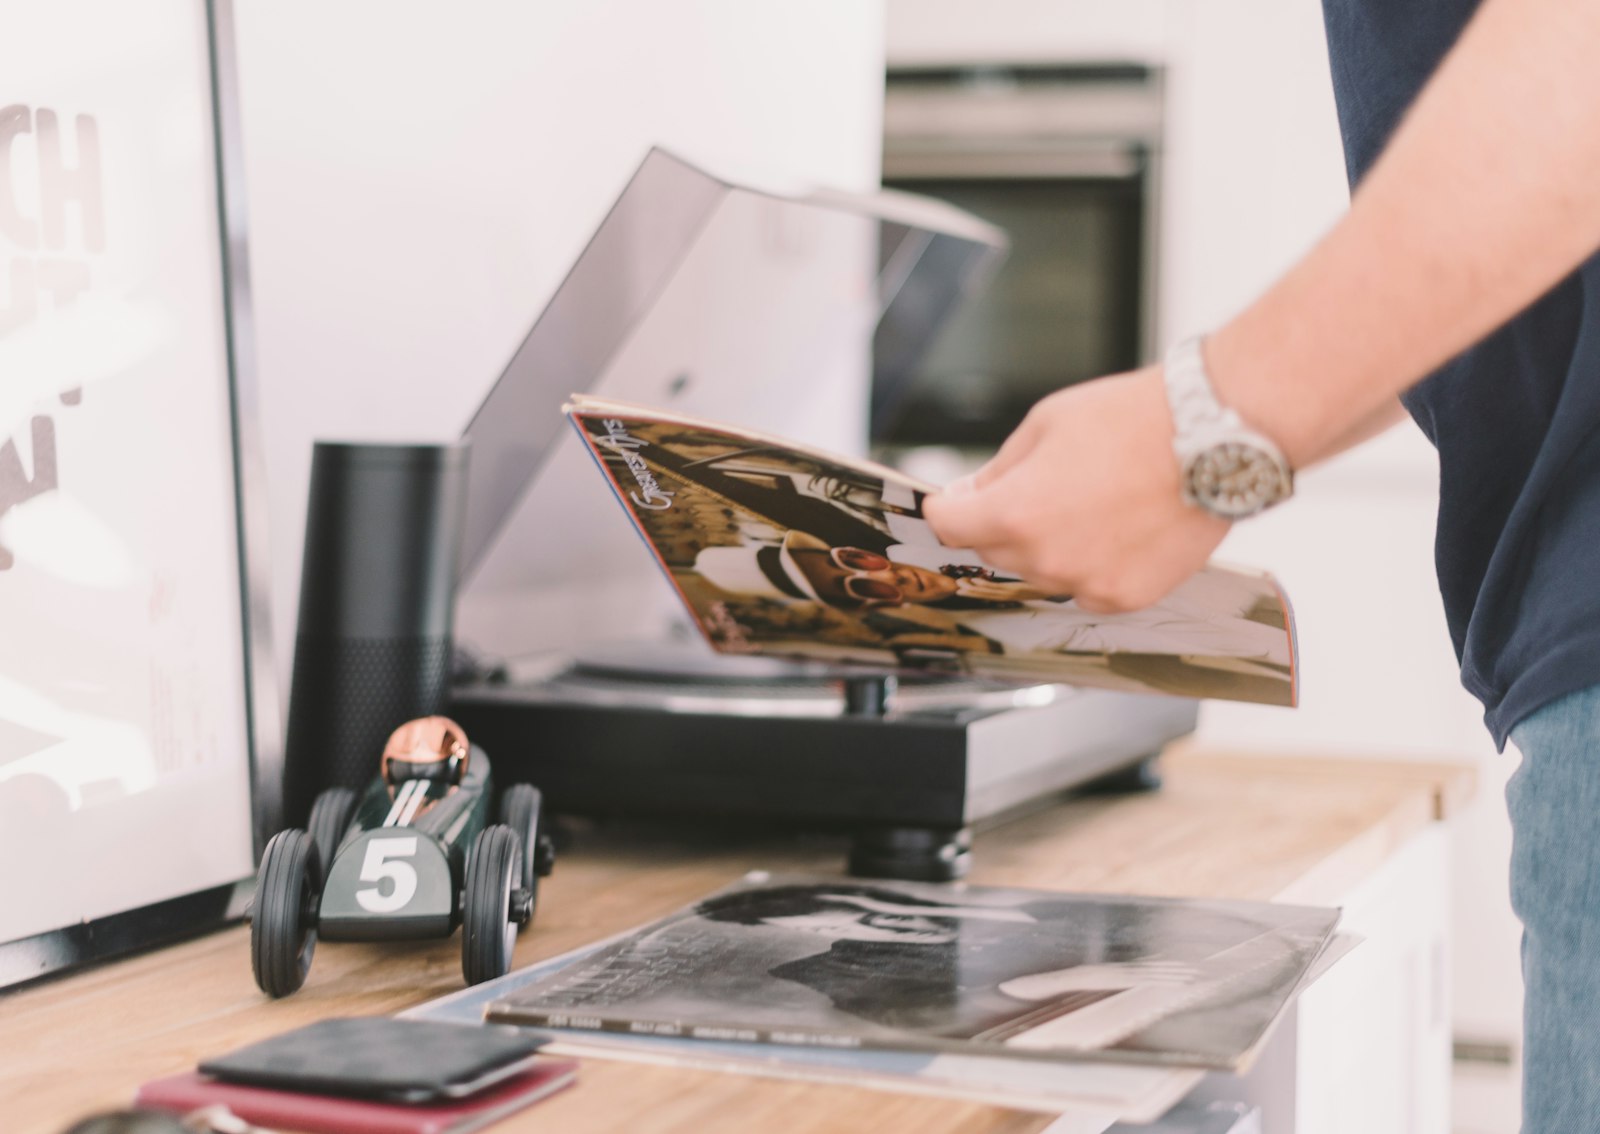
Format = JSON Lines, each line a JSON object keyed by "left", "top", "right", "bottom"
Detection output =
{"left": 281, "top": 441, "right": 469, "bottom": 828}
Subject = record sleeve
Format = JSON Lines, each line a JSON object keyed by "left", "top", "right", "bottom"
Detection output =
{"left": 564, "top": 396, "right": 1298, "bottom": 707}
{"left": 409, "top": 936, "right": 1202, "bottom": 1120}
{"left": 486, "top": 872, "right": 1338, "bottom": 1070}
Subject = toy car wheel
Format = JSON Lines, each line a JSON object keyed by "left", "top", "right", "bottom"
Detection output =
{"left": 462, "top": 824, "right": 520, "bottom": 986}
{"left": 307, "top": 786, "right": 357, "bottom": 887}
{"left": 251, "top": 829, "right": 320, "bottom": 998}
{"left": 498, "top": 783, "right": 553, "bottom": 912}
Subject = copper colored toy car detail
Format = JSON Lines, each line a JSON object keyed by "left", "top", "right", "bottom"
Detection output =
{"left": 381, "top": 715, "right": 470, "bottom": 794}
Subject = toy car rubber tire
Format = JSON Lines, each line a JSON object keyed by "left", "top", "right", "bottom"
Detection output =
{"left": 498, "top": 783, "right": 552, "bottom": 909}
{"left": 251, "top": 829, "right": 320, "bottom": 998}
{"left": 462, "top": 824, "right": 521, "bottom": 986}
{"left": 307, "top": 786, "right": 358, "bottom": 887}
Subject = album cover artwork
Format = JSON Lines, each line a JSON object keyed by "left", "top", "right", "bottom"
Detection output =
{"left": 410, "top": 941, "right": 1212, "bottom": 1119}
{"left": 565, "top": 396, "right": 1298, "bottom": 707}
{"left": 486, "top": 873, "right": 1339, "bottom": 1070}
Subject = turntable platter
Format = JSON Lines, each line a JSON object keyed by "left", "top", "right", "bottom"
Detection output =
{"left": 569, "top": 640, "right": 861, "bottom": 685}
{"left": 546, "top": 638, "right": 1073, "bottom": 716}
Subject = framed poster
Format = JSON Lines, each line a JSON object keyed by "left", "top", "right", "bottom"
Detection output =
{"left": 0, "top": 0, "right": 280, "bottom": 987}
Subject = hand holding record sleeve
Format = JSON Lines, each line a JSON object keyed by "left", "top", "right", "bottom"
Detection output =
{"left": 563, "top": 395, "right": 1299, "bottom": 708}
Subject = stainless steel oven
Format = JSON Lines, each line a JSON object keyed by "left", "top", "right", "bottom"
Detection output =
{"left": 876, "top": 64, "right": 1163, "bottom": 450}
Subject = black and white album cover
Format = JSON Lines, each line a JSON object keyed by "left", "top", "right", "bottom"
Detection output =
{"left": 487, "top": 873, "right": 1340, "bottom": 1070}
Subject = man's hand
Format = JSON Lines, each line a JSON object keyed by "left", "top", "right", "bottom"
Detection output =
{"left": 921, "top": 366, "right": 1230, "bottom": 613}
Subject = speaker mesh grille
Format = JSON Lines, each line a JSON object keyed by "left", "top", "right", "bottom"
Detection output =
{"left": 282, "top": 635, "right": 453, "bottom": 827}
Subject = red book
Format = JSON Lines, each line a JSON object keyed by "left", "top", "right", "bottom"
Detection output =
{"left": 134, "top": 1059, "right": 578, "bottom": 1134}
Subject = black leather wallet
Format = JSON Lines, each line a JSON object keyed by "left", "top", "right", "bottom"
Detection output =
{"left": 197, "top": 1016, "right": 548, "bottom": 1103}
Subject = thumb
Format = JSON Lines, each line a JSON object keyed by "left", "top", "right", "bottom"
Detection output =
{"left": 922, "top": 414, "right": 1042, "bottom": 548}
{"left": 921, "top": 412, "right": 1043, "bottom": 550}
{"left": 922, "top": 475, "right": 1011, "bottom": 551}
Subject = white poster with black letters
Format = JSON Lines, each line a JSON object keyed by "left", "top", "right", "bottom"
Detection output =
{"left": 0, "top": 3, "right": 260, "bottom": 959}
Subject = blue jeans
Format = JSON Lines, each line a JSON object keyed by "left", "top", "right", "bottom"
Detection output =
{"left": 1507, "top": 685, "right": 1600, "bottom": 1131}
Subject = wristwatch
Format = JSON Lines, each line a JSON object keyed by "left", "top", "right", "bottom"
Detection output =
{"left": 1162, "top": 335, "right": 1293, "bottom": 519}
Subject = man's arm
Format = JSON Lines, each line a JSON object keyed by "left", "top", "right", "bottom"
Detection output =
{"left": 1209, "top": 0, "right": 1600, "bottom": 468}
{"left": 924, "top": 0, "right": 1600, "bottom": 611}
{"left": 1321, "top": 397, "right": 1409, "bottom": 457}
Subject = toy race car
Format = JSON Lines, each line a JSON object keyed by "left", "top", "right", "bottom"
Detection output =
{"left": 250, "top": 716, "right": 555, "bottom": 997}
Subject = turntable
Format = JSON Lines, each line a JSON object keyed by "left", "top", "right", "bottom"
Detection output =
{"left": 448, "top": 150, "right": 1198, "bottom": 880}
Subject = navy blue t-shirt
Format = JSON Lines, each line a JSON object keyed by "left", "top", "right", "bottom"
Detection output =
{"left": 1322, "top": 0, "right": 1600, "bottom": 747}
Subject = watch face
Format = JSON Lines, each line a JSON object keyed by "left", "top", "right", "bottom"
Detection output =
{"left": 1185, "top": 442, "right": 1289, "bottom": 518}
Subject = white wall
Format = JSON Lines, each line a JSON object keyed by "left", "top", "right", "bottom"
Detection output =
{"left": 231, "top": 0, "right": 886, "bottom": 687}
{"left": 891, "top": 1, "right": 1521, "bottom": 1125}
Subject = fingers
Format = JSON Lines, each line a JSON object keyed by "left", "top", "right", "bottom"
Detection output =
{"left": 923, "top": 425, "right": 1046, "bottom": 550}
{"left": 921, "top": 473, "right": 1017, "bottom": 551}
{"left": 936, "top": 412, "right": 1044, "bottom": 504}
{"left": 974, "top": 412, "right": 1043, "bottom": 488}
{"left": 930, "top": 482, "right": 1225, "bottom": 614}
{"left": 921, "top": 368, "right": 1229, "bottom": 613}
{"left": 1072, "top": 593, "right": 1118, "bottom": 615}
{"left": 1070, "top": 517, "right": 1229, "bottom": 612}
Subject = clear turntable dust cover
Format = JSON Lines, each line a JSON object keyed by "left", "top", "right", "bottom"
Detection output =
{"left": 564, "top": 396, "right": 1298, "bottom": 707}
{"left": 486, "top": 872, "right": 1338, "bottom": 1070}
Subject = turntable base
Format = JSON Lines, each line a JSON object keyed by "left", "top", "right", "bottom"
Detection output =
{"left": 449, "top": 647, "right": 1198, "bottom": 881}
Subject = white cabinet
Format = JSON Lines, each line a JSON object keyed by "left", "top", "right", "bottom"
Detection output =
{"left": 1186, "top": 825, "right": 1453, "bottom": 1133}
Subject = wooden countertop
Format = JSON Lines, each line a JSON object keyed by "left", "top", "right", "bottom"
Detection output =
{"left": 0, "top": 748, "right": 1474, "bottom": 1134}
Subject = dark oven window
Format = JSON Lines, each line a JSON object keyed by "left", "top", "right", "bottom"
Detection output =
{"left": 876, "top": 176, "right": 1144, "bottom": 450}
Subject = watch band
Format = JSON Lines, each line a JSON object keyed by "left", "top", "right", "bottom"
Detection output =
{"left": 1163, "top": 335, "right": 1244, "bottom": 440}
{"left": 1162, "top": 334, "right": 1294, "bottom": 518}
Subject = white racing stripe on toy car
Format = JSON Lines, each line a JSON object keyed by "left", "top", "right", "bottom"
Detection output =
{"left": 382, "top": 779, "right": 428, "bottom": 828}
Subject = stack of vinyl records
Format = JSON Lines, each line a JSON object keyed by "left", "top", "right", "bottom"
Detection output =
{"left": 409, "top": 872, "right": 1348, "bottom": 1124}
